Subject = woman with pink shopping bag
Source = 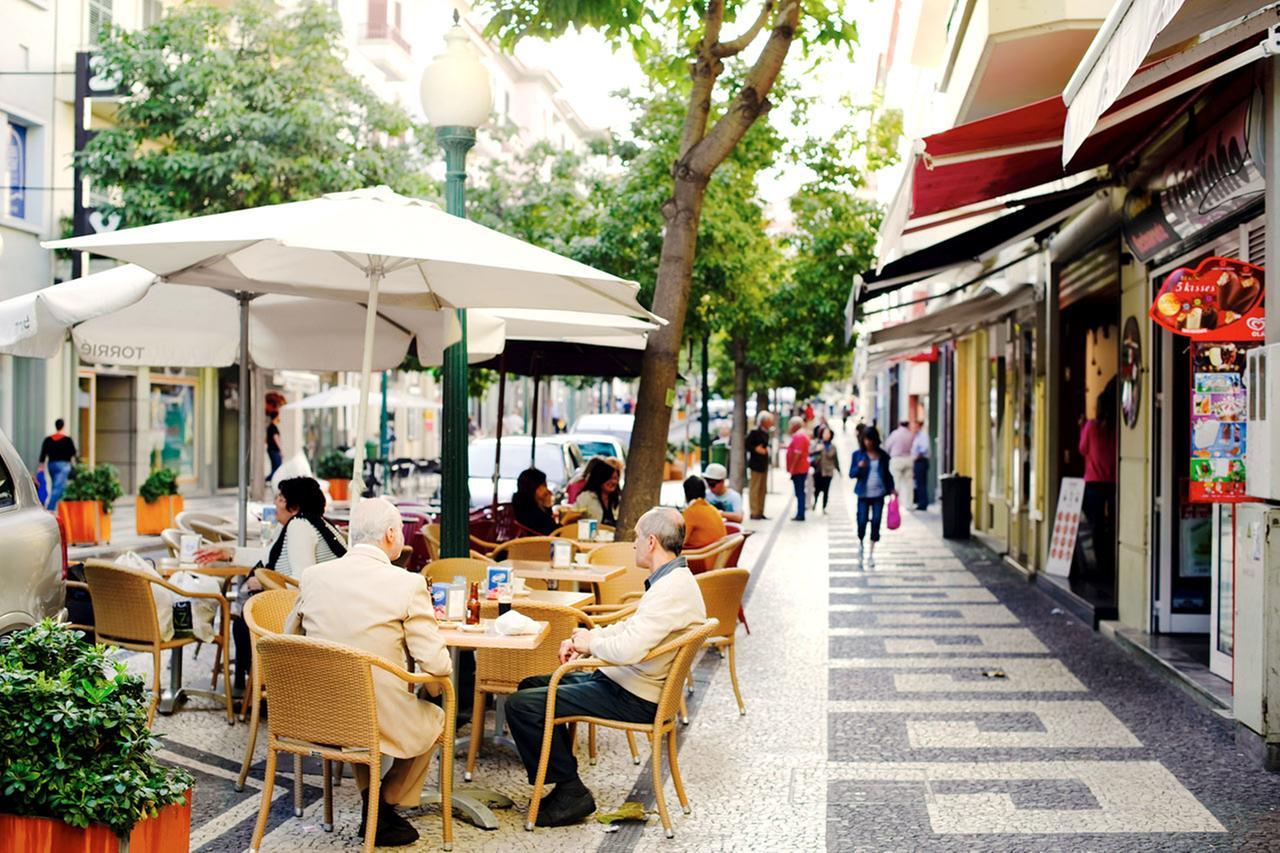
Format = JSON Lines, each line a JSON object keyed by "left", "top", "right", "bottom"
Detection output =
{"left": 849, "top": 426, "right": 897, "bottom": 567}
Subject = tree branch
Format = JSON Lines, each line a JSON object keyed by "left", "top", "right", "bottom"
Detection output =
{"left": 712, "top": 1, "right": 775, "bottom": 58}
{"left": 689, "top": 0, "right": 800, "bottom": 176}
{"left": 677, "top": 0, "right": 727, "bottom": 160}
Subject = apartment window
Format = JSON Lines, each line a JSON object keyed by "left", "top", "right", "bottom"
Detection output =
{"left": 143, "top": 0, "right": 163, "bottom": 27}
{"left": 89, "top": 0, "right": 113, "bottom": 45}
{"left": 5, "top": 119, "right": 28, "bottom": 220}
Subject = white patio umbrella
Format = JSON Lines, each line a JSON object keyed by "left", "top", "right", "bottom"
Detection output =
{"left": 0, "top": 264, "right": 504, "bottom": 541}
{"left": 46, "top": 186, "right": 656, "bottom": 540}
{"left": 282, "top": 385, "right": 439, "bottom": 411}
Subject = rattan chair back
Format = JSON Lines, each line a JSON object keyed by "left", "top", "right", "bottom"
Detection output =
{"left": 585, "top": 542, "right": 635, "bottom": 566}
{"left": 82, "top": 560, "right": 161, "bottom": 644}
{"left": 190, "top": 519, "right": 235, "bottom": 542}
{"left": 589, "top": 551, "right": 647, "bottom": 606}
{"left": 244, "top": 589, "right": 298, "bottom": 637}
{"left": 423, "top": 523, "right": 442, "bottom": 562}
{"left": 424, "top": 557, "right": 490, "bottom": 587}
{"left": 653, "top": 619, "right": 720, "bottom": 725}
{"left": 475, "top": 601, "right": 587, "bottom": 691}
{"left": 256, "top": 569, "right": 299, "bottom": 591}
{"left": 255, "top": 635, "right": 380, "bottom": 753}
{"left": 493, "top": 536, "right": 565, "bottom": 562}
{"left": 695, "top": 569, "right": 748, "bottom": 639}
{"left": 175, "top": 510, "right": 232, "bottom": 532}
{"left": 551, "top": 523, "right": 580, "bottom": 538}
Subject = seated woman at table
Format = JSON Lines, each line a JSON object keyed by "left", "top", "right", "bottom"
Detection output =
{"left": 572, "top": 457, "right": 620, "bottom": 526}
{"left": 513, "top": 467, "right": 558, "bottom": 536}
{"left": 682, "top": 475, "right": 727, "bottom": 550}
{"left": 194, "top": 476, "right": 347, "bottom": 695}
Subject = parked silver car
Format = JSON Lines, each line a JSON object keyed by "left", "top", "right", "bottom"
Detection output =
{"left": 0, "top": 429, "right": 65, "bottom": 634}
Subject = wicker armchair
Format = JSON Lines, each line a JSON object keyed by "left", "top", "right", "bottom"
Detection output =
{"left": 467, "top": 601, "right": 604, "bottom": 780}
{"left": 580, "top": 545, "right": 647, "bottom": 617}
{"left": 693, "top": 569, "right": 750, "bottom": 715}
{"left": 422, "top": 523, "right": 442, "bottom": 562}
{"left": 492, "top": 536, "right": 566, "bottom": 563}
{"left": 248, "top": 635, "right": 455, "bottom": 853}
{"left": 551, "top": 523, "right": 616, "bottom": 539}
{"left": 82, "top": 559, "right": 234, "bottom": 726}
{"left": 176, "top": 511, "right": 237, "bottom": 542}
{"left": 236, "top": 590, "right": 301, "bottom": 807}
{"left": 160, "top": 527, "right": 200, "bottom": 558}
{"left": 523, "top": 618, "right": 720, "bottom": 837}
{"left": 255, "top": 569, "right": 299, "bottom": 591}
{"left": 683, "top": 534, "right": 744, "bottom": 574}
{"left": 424, "top": 557, "right": 491, "bottom": 588}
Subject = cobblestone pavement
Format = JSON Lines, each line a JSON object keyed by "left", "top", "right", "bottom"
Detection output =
{"left": 125, "top": 430, "right": 1280, "bottom": 851}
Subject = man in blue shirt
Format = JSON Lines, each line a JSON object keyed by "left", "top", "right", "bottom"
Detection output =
{"left": 702, "top": 463, "right": 744, "bottom": 523}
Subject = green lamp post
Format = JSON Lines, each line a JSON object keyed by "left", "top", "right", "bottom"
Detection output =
{"left": 421, "top": 19, "right": 493, "bottom": 557}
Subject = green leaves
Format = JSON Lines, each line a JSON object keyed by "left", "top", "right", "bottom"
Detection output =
{"left": 61, "top": 464, "right": 124, "bottom": 513}
{"left": 77, "top": 0, "right": 435, "bottom": 228}
{"left": 0, "top": 621, "right": 192, "bottom": 838}
{"left": 138, "top": 468, "right": 179, "bottom": 504}
{"left": 314, "top": 448, "right": 352, "bottom": 481}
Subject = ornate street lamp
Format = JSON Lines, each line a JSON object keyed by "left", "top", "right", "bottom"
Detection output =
{"left": 421, "top": 17, "right": 493, "bottom": 557}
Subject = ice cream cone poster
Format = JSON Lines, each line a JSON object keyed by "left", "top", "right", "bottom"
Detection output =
{"left": 1150, "top": 256, "right": 1264, "bottom": 341}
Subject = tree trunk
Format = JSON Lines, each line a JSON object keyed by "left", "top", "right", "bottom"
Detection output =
{"left": 729, "top": 336, "right": 749, "bottom": 492}
{"left": 755, "top": 388, "right": 769, "bottom": 419}
{"left": 616, "top": 179, "right": 707, "bottom": 538}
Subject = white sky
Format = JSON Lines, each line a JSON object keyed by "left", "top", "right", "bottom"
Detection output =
{"left": 512, "top": 0, "right": 895, "bottom": 215}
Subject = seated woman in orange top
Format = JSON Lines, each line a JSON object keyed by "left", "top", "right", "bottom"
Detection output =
{"left": 682, "top": 475, "right": 727, "bottom": 549}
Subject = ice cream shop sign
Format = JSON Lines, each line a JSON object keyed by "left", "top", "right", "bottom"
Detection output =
{"left": 1149, "top": 256, "right": 1264, "bottom": 342}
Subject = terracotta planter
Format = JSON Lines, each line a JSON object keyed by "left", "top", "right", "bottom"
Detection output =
{"left": 328, "top": 477, "right": 350, "bottom": 501}
{"left": 664, "top": 461, "right": 686, "bottom": 481}
{"left": 135, "top": 494, "right": 184, "bottom": 535}
{"left": 0, "top": 790, "right": 191, "bottom": 853}
{"left": 58, "top": 501, "right": 111, "bottom": 546}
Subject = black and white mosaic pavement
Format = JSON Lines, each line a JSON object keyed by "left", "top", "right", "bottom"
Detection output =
{"left": 827, "top": 485, "right": 1280, "bottom": 852}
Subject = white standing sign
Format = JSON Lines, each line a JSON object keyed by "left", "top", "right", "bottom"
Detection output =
{"left": 1046, "top": 477, "right": 1086, "bottom": 578}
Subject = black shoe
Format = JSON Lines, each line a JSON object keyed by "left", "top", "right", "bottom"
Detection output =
{"left": 535, "top": 780, "right": 596, "bottom": 827}
{"left": 791, "top": 516, "right": 805, "bottom": 522}
{"left": 359, "top": 791, "right": 420, "bottom": 847}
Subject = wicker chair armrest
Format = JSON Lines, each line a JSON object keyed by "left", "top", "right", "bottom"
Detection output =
{"left": 65, "top": 580, "right": 89, "bottom": 592}
{"left": 469, "top": 534, "right": 500, "bottom": 554}
{"left": 635, "top": 617, "right": 720, "bottom": 664}
{"left": 368, "top": 656, "right": 455, "bottom": 692}
{"left": 150, "top": 575, "right": 228, "bottom": 603}
{"left": 618, "top": 591, "right": 643, "bottom": 603}
{"left": 587, "top": 604, "right": 637, "bottom": 625}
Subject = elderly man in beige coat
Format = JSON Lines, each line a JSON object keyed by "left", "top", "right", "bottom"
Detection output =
{"left": 286, "top": 497, "right": 451, "bottom": 848}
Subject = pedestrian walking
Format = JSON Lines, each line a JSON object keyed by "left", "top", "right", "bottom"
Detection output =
{"left": 850, "top": 426, "right": 896, "bottom": 567}
{"left": 266, "top": 410, "right": 283, "bottom": 483}
{"left": 911, "top": 421, "right": 930, "bottom": 510}
{"left": 37, "top": 418, "right": 77, "bottom": 511}
{"left": 841, "top": 403, "right": 850, "bottom": 432}
{"left": 883, "top": 421, "right": 915, "bottom": 507}
{"left": 785, "top": 416, "right": 811, "bottom": 522}
{"left": 1079, "top": 379, "right": 1118, "bottom": 585}
{"left": 812, "top": 426, "right": 840, "bottom": 513}
{"left": 746, "top": 411, "right": 773, "bottom": 520}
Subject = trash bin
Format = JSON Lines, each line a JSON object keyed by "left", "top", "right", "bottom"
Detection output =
{"left": 710, "top": 440, "right": 729, "bottom": 467}
{"left": 940, "top": 474, "right": 971, "bottom": 540}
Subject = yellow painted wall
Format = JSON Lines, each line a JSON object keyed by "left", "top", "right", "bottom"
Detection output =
{"left": 1117, "top": 260, "right": 1152, "bottom": 630}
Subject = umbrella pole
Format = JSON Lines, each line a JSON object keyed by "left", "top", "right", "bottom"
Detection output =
{"left": 492, "top": 355, "right": 506, "bottom": 512}
{"left": 351, "top": 265, "right": 384, "bottom": 500}
{"left": 530, "top": 372, "right": 541, "bottom": 466}
{"left": 237, "top": 293, "right": 251, "bottom": 546}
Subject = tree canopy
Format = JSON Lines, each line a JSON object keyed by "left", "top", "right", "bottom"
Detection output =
{"left": 78, "top": 0, "right": 433, "bottom": 226}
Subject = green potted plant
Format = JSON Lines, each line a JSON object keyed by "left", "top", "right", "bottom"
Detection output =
{"left": 59, "top": 463, "right": 123, "bottom": 545}
{"left": 0, "top": 621, "right": 194, "bottom": 852}
{"left": 316, "top": 448, "right": 353, "bottom": 501}
{"left": 136, "top": 468, "right": 183, "bottom": 535}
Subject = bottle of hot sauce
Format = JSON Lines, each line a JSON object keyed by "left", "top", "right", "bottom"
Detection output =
{"left": 466, "top": 582, "right": 481, "bottom": 626}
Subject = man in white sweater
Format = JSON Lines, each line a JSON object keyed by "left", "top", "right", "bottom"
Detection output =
{"left": 505, "top": 507, "right": 707, "bottom": 826}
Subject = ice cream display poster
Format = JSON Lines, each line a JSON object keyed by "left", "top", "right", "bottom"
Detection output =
{"left": 1150, "top": 256, "right": 1264, "bottom": 341}
{"left": 1189, "top": 341, "right": 1254, "bottom": 502}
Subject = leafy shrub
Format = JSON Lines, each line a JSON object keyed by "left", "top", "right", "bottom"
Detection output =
{"left": 61, "top": 464, "right": 124, "bottom": 514}
{"left": 0, "top": 621, "right": 192, "bottom": 837}
{"left": 138, "top": 468, "right": 179, "bottom": 504}
{"left": 314, "top": 449, "right": 352, "bottom": 481}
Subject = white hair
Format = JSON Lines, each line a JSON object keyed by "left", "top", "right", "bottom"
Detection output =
{"left": 636, "top": 507, "right": 685, "bottom": 556}
{"left": 788, "top": 416, "right": 804, "bottom": 431}
{"left": 755, "top": 410, "right": 773, "bottom": 427}
{"left": 348, "top": 496, "right": 402, "bottom": 546}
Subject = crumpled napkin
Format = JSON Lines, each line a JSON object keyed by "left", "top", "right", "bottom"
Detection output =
{"left": 494, "top": 609, "right": 539, "bottom": 636}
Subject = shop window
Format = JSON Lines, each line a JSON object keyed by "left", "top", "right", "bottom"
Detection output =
{"left": 5, "top": 119, "right": 28, "bottom": 221}
{"left": 149, "top": 381, "right": 197, "bottom": 481}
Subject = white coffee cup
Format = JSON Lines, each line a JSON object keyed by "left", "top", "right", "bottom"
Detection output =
{"left": 179, "top": 534, "right": 200, "bottom": 563}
